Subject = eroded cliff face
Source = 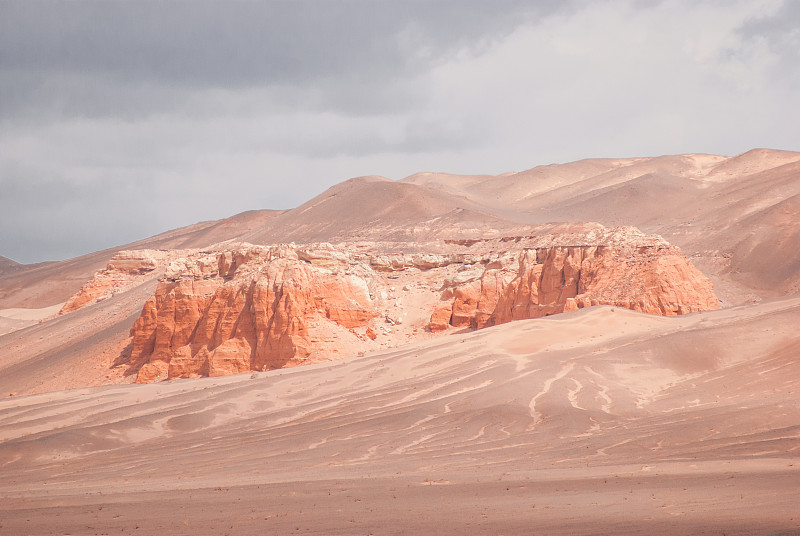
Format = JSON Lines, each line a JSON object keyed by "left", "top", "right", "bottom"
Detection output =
{"left": 130, "top": 246, "right": 379, "bottom": 382}
{"left": 106, "top": 225, "right": 720, "bottom": 382}
{"left": 429, "top": 244, "right": 719, "bottom": 332}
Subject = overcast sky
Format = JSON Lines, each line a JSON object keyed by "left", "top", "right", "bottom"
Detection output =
{"left": 1, "top": 0, "right": 798, "bottom": 263}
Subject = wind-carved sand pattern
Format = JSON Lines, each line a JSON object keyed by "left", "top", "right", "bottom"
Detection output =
{"left": 566, "top": 378, "right": 585, "bottom": 410}
{"left": 528, "top": 362, "right": 577, "bottom": 425}
{"left": 2, "top": 298, "right": 800, "bottom": 535}
{"left": 584, "top": 365, "right": 613, "bottom": 413}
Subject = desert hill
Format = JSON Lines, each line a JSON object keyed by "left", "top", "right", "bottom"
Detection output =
{"left": 238, "top": 148, "right": 800, "bottom": 301}
{"left": 1, "top": 148, "right": 799, "bottom": 534}
{"left": 122, "top": 227, "right": 716, "bottom": 384}
{"left": 238, "top": 175, "right": 523, "bottom": 245}
{"left": 402, "top": 149, "right": 800, "bottom": 301}
{"left": 4, "top": 149, "right": 798, "bottom": 311}
{"left": 3, "top": 148, "right": 800, "bottom": 393}
{"left": 0, "top": 255, "right": 21, "bottom": 274}
{"left": 0, "top": 223, "right": 719, "bottom": 395}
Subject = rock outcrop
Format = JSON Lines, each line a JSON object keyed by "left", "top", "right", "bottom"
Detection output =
{"left": 130, "top": 245, "right": 380, "bottom": 382}
{"left": 59, "top": 250, "right": 170, "bottom": 314}
{"left": 126, "top": 226, "right": 719, "bottom": 383}
{"left": 431, "top": 244, "right": 719, "bottom": 331}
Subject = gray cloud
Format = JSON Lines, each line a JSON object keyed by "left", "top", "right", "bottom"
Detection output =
{"left": 736, "top": 1, "right": 800, "bottom": 87}
{"left": 0, "top": 168, "right": 154, "bottom": 262}
{"left": 0, "top": 0, "right": 568, "bottom": 120}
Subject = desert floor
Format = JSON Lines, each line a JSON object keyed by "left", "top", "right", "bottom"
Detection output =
{"left": 2, "top": 299, "right": 798, "bottom": 535}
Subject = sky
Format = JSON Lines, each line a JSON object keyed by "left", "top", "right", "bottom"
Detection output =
{"left": 1, "top": 0, "right": 798, "bottom": 264}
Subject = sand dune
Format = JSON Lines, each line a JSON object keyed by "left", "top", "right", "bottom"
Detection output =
{"left": 1, "top": 299, "right": 798, "bottom": 534}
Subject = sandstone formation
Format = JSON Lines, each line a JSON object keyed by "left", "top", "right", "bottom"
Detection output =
{"left": 433, "top": 243, "right": 719, "bottom": 331}
{"left": 59, "top": 250, "right": 171, "bottom": 314}
{"left": 130, "top": 245, "right": 380, "bottom": 382}
{"left": 126, "top": 225, "right": 719, "bottom": 383}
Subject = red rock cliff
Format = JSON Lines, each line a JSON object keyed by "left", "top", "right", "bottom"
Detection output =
{"left": 127, "top": 226, "right": 719, "bottom": 383}
{"left": 429, "top": 243, "right": 719, "bottom": 331}
{"left": 130, "top": 245, "right": 378, "bottom": 382}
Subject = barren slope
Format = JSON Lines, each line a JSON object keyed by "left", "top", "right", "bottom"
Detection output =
{"left": 407, "top": 149, "right": 800, "bottom": 301}
{"left": 0, "top": 255, "right": 22, "bottom": 275}
{"left": 240, "top": 175, "right": 523, "bottom": 245}
{"left": 0, "top": 277, "right": 158, "bottom": 395}
{"left": 0, "top": 210, "right": 282, "bottom": 310}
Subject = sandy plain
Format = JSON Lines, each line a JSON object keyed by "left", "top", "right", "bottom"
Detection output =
{"left": 1, "top": 299, "right": 799, "bottom": 534}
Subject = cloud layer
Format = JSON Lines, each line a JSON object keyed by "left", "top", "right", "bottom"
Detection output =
{"left": 1, "top": 0, "right": 797, "bottom": 262}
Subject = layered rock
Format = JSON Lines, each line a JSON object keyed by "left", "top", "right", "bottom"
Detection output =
{"left": 431, "top": 244, "right": 719, "bottom": 331}
{"left": 127, "top": 226, "right": 719, "bottom": 383}
{"left": 130, "top": 245, "right": 380, "bottom": 382}
{"left": 59, "top": 250, "right": 170, "bottom": 314}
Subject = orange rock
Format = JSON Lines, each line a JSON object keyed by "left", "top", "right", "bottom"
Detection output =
{"left": 434, "top": 244, "right": 718, "bottom": 330}
{"left": 428, "top": 305, "right": 453, "bottom": 332}
{"left": 59, "top": 276, "right": 115, "bottom": 314}
{"left": 450, "top": 280, "right": 481, "bottom": 327}
{"left": 318, "top": 274, "right": 377, "bottom": 328}
{"left": 208, "top": 339, "right": 253, "bottom": 377}
{"left": 60, "top": 250, "right": 168, "bottom": 315}
{"left": 128, "top": 231, "right": 719, "bottom": 383}
{"left": 135, "top": 360, "right": 169, "bottom": 383}
{"left": 106, "top": 251, "right": 159, "bottom": 274}
{"left": 166, "top": 345, "right": 207, "bottom": 379}
{"left": 130, "top": 245, "right": 378, "bottom": 382}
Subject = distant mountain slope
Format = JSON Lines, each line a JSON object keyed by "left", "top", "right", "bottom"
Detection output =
{"left": 4, "top": 148, "right": 799, "bottom": 310}
{"left": 698, "top": 193, "right": 800, "bottom": 294}
{"left": 401, "top": 158, "right": 641, "bottom": 210}
{"left": 400, "top": 148, "right": 800, "bottom": 299}
{"left": 240, "top": 176, "right": 522, "bottom": 245}
{"left": 126, "top": 209, "right": 285, "bottom": 251}
{"left": 0, "top": 255, "right": 22, "bottom": 275}
{"left": 539, "top": 171, "right": 703, "bottom": 227}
